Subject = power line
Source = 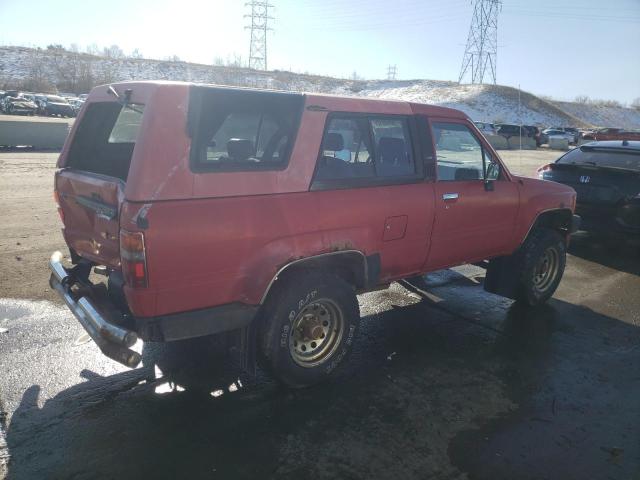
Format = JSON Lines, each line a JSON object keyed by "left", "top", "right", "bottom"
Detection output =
{"left": 245, "top": 1, "right": 274, "bottom": 71}
{"left": 387, "top": 64, "right": 397, "bottom": 80}
{"left": 459, "top": 0, "right": 502, "bottom": 85}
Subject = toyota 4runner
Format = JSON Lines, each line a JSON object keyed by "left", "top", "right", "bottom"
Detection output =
{"left": 49, "top": 81, "right": 580, "bottom": 387}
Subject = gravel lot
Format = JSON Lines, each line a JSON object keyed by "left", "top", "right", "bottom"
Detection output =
{"left": 1, "top": 148, "right": 638, "bottom": 480}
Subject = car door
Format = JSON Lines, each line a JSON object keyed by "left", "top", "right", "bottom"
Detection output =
{"left": 310, "top": 113, "right": 435, "bottom": 280}
{"left": 424, "top": 118, "right": 520, "bottom": 271}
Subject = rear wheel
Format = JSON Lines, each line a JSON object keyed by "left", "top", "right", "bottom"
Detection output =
{"left": 259, "top": 270, "right": 360, "bottom": 388}
{"left": 515, "top": 228, "right": 566, "bottom": 306}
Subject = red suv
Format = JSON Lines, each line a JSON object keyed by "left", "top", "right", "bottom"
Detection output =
{"left": 49, "top": 82, "right": 580, "bottom": 387}
{"left": 582, "top": 128, "right": 640, "bottom": 142}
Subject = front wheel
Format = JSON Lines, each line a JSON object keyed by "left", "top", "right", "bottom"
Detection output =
{"left": 515, "top": 228, "right": 567, "bottom": 306}
{"left": 259, "top": 270, "right": 360, "bottom": 388}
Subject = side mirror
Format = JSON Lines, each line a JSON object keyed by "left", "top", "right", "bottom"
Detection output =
{"left": 484, "top": 160, "right": 500, "bottom": 191}
{"left": 485, "top": 160, "right": 501, "bottom": 180}
{"left": 484, "top": 179, "right": 495, "bottom": 191}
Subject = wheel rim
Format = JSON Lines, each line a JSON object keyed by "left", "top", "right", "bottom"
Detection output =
{"left": 289, "top": 298, "right": 344, "bottom": 368}
{"left": 532, "top": 246, "right": 560, "bottom": 294}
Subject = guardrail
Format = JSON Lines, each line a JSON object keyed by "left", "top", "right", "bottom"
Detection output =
{"left": 0, "top": 119, "right": 70, "bottom": 149}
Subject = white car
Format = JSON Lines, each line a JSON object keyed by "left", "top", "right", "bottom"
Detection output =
{"left": 542, "top": 129, "right": 575, "bottom": 144}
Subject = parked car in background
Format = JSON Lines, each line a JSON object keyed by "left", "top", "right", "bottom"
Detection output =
{"left": 49, "top": 81, "right": 579, "bottom": 387}
{"left": 78, "top": 94, "right": 89, "bottom": 100}
{"left": 495, "top": 123, "right": 523, "bottom": 140}
{"left": 563, "top": 127, "right": 580, "bottom": 143}
{"left": 67, "top": 98, "right": 85, "bottom": 115}
{"left": 474, "top": 121, "right": 497, "bottom": 136}
{"left": 538, "top": 140, "right": 640, "bottom": 237}
{"left": 3, "top": 95, "right": 38, "bottom": 115}
{"left": 541, "top": 128, "right": 575, "bottom": 145}
{"left": 41, "top": 95, "right": 75, "bottom": 117}
{"left": 522, "top": 125, "right": 542, "bottom": 146}
{"left": 0, "top": 90, "right": 19, "bottom": 112}
{"left": 581, "top": 128, "right": 640, "bottom": 142}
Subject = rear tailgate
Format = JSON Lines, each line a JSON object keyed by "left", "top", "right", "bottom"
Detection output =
{"left": 545, "top": 163, "right": 637, "bottom": 206}
{"left": 56, "top": 170, "right": 124, "bottom": 268}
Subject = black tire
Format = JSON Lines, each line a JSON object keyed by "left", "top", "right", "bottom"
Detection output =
{"left": 515, "top": 228, "right": 566, "bottom": 306}
{"left": 259, "top": 270, "right": 360, "bottom": 388}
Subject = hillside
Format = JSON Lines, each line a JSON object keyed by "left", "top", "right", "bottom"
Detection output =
{"left": 552, "top": 101, "right": 640, "bottom": 129}
{"left": 1, "top": 45, "right": 638, "bottom": 129}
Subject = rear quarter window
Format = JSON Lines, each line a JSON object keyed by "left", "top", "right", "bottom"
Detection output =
{"left": 188, "top": 87, "right": 303, "bottom": 172}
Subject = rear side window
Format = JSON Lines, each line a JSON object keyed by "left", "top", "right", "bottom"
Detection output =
{"left": 558, "top": 147, "right": 640, "bottom": 171}
{"left": 189, "top": 87, "right": 303, "bottom": 172}
{"left": 314, "top": 114, "right": 417, "bottom": 185}
{"left": 66, "top": 102, "right": 144, "bottom": 181}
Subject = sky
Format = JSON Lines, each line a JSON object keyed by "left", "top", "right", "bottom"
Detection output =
{"left": 0, "top": 0, "right": 639, "bottom": 103}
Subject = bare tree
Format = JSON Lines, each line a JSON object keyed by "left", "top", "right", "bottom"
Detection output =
{"left": 86, "top": 43, "right": 100, "bottom": 56}
{"left": 130, "top": 48, "right": 143, "bottom": 59}
{"left": 631, "top": 98, "right": 640, "bottom": 111}
{"left": 24, "top": 48, "right": 53, "bottom": 92}
{"left": 574, "top": 95, "right": 590, "bottom": 104}
{"left": 103, "top": 44, "right": 124, "bottom": 59}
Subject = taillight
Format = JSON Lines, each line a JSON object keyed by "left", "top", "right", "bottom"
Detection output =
{"left": 537, "top": 164, "right": 552, "bottom": 179}
{"left": 120, "top": 230, "right": 148, "bottom": 288}
{"left": 53, "top": 190, "right": 65, "bottom": 223}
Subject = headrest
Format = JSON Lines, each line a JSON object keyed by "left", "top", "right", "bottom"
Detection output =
{"left": 323, "top": 132, "right": 344, "bottom": 151}
{"left": 454, "top": 167, "right": 480, "bottom": 180}
{"left": 378, "top": 137, "right": 407, "bottom": 163}
{"left": 227, "top": 138, "right": 253, "bottom": 161}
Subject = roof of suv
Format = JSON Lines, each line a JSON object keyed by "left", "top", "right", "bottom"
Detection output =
{"left": 581, "top": 140, "right": 640, "bottom": 152}
{"left": 108, "top": 80, "right": 469, "bottom": 120}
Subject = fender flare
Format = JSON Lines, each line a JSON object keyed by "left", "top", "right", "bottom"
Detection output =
{"left": 259, "top": 250, "right": 375, "bottom": 305}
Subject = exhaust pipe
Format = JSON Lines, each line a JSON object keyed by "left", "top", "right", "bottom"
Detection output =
{"left": 49, "top": 252, "right": 141, "bottom": 368}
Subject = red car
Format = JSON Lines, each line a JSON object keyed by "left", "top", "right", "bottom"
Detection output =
{"left": 49, "top": 81, "right": 579, "bottom": 387}
{"left": 582, "top": 128, "right": 640, "bottom": 141}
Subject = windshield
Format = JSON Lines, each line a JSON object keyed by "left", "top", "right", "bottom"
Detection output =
{"left": 558, "top": 147, "right": 640, "bottom": 172}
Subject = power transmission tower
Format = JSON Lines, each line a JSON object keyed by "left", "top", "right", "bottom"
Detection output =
{"left": 458, "top": 0, "right": 501, "bottom": 85}
{"left": 245, "top": 1, "right": 274, "bottom": 71}
{"left": 387, "top": 64, "right": 397, "bottom": 81}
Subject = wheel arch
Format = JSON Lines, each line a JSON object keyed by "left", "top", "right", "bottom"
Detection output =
{"left": 521, "top": 208, "right": 574, "bottom": 245}
{"left": 259, "top": 250, "right": 377, "bottom": 305}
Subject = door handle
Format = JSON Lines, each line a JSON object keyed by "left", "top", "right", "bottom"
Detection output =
{"left": 442, "top": 193, "right": 459, "bottom": 201}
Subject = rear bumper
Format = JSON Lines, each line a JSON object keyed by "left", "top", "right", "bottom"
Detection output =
{"left": 49, "top": 251, "right": 258, "bottom": 367}
{"left": 49, "top": 252, "right": 141, "bottom": 368}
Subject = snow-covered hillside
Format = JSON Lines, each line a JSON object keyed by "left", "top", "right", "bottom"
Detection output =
{"left": 552, "top": 101, "right": 640, "bottom": 129}
{"left": 356, "top": 81, "right": 584, "bottom": 127}
{"left": 1, "top": 46, "right": 638, "bottom": 129}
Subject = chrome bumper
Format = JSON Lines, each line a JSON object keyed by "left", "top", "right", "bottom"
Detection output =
{"left": 49, "top": 251, "right": 141, "bottom": 368}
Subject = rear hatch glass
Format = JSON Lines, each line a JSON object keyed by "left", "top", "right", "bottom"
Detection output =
{"left": 552, "top": 147, "right": 640, "bottom": 205}
{"left": 66, "top": 102, "right": 144, "bottom": 181}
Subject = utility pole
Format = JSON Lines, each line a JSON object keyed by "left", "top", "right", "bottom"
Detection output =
{"left": 458, "top": 0, "right": 501, "bottom": 85}
{"left": 245, "top": 1, "right": 274, "bottom": 71}
{"left": 387, "top": 64, "right": 397, "bottom": 81}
